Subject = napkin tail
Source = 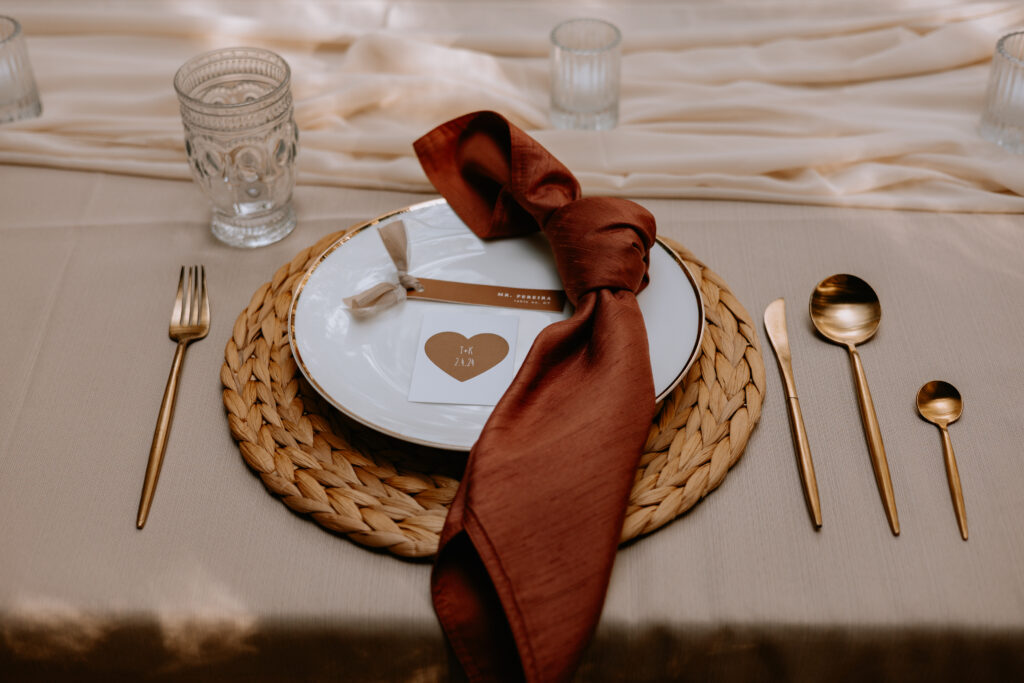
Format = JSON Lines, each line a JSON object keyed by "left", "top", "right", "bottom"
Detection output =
{"left": 431, "top": 298, "right": 654, "bottom": 683}
{"left": 433, "top": 453, "right": 640, "bottom": 683}
{"left": 432, "top": 518, "right": 530, "bottom": 682}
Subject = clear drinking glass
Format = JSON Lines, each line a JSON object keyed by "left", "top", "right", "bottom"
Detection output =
{"left": 550, "top": 18, "right": 621, "bottom": 131}
{"left": 174, "top": 47, "right": 298, "bottom": 248}
{"left": 980, "top": 31, "right": 1024, "bottom": 154}
{"left": 0, "top": 16, "right": 42, "bottom": 124}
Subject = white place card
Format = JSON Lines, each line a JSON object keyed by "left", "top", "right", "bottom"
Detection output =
{"left": 408, "top": 310, "right": 519, "bottom": 406}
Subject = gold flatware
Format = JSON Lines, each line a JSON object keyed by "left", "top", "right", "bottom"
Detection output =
{"left": 764, "top": 298, "right": 822, "bottom": 528}
{"left": 916, "top": 381, "right": 968, "bottom": 540}
{"left": 137, "top": 266, "right": 210, "bottom": 529}
{"left": 810, "top": 274, "right": 899, "bottom": 536}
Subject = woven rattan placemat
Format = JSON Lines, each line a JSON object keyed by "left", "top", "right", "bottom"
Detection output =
{"left": 221, "top": 228, "right": 765, "bottom": 559}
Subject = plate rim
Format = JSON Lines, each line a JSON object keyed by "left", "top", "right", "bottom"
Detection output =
{"left": 288, "top": 197, "right": 705, "bottom": 451}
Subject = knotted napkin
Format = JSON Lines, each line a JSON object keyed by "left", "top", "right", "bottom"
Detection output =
{"left": 414, "top": 111, "right": 658, "bottom": 683}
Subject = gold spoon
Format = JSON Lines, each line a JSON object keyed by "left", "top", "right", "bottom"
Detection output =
{"left": 810, "top": 274, "right": 899, "bottom": 535}
{"left": 916, "top": 381, "right": 968, "bottom": 540}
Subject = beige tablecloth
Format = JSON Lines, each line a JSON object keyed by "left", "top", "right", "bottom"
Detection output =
{"left": 3, "top": 166, "right": 1024, "bottom": 681}
{"left": 3, "top": 2, "right": 1024, "bottom": 681}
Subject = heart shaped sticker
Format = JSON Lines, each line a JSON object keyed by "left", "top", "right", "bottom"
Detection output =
{"left": 424, "top": 331, "right": 509, "bottom": 382}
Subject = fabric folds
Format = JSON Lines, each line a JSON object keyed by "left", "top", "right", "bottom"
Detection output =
{"left": 414, "top": 111, "right": 658, "bottom": 683}
{"left": 4, "top": 1, "right": 1024, "bottom": 211}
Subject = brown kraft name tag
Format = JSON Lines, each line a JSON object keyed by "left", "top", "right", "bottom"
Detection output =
{"left": 407, "top": 278, "right": 566, "bottom": 312}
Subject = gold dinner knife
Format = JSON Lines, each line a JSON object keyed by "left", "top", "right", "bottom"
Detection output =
{"left": 764, "top": 298, "right": 822, "bottom": 528}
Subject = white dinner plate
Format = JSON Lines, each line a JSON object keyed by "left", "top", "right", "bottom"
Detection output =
{"left": 289, "top": 198, "right": 704, "bottom": 451}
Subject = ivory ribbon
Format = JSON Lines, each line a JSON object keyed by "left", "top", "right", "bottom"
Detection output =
{"left": 343, "top": 220, "right": 422, "bottom": 315}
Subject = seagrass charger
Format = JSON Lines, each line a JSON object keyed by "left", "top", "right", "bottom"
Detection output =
{"left": 221, "top": 227, "right": 765, "bottom": 559}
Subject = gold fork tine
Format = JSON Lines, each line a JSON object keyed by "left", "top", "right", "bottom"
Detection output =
{"left": 171, "top": 266, "right": 185, "bottom": 326}
{"left": 182, "top": 266, "right": 194, "bottom": 327}
{"left": 187, "top": 266, "right": 197, "bottom": 327}
{"left": 137, "top": 265, "right": 211, "bottom": 529}
{"left": 199, "top": 266, "right": 209, "bottom": 327}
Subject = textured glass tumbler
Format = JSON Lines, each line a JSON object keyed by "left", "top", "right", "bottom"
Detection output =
{"left": 980, "top": 31, "right": 1024, "bottom": 154}
{"left": 0, "top": 16, "right": 42, "bottom": 124}
{"left": 550, "top": 18, "right": 621, "bottom": 131}
{"left": 174, "top": 48, "right": 298, "bottom": 248}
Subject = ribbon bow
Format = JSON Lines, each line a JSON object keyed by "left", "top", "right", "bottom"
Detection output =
{"left": 343, "top": 220, "right": 422, "bottom": 315}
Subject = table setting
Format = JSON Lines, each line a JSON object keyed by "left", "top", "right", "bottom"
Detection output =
{"left": 3, "top": 1, "right": 1024, "bottom": 681}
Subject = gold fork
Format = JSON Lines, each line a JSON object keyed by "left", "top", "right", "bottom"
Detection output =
{"left": 137, "top": 266, "right": 210, "bottom": 529}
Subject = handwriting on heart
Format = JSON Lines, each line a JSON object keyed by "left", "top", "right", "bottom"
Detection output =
{"left": 424, "top": 332, "right": 509, "bottom": 382}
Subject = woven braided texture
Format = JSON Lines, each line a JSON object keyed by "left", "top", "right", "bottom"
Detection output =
{"left": 221, "top": 230, "right": 765, "bottom": 558}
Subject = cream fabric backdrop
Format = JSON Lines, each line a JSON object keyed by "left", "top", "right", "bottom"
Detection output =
{"left": 2, "top": 0, "right": 1024, "bottom": 211}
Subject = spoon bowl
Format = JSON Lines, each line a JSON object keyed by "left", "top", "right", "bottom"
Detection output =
{"left": 809, "top": 274, "right": 881, "bottom": 346}
{"left": 916, "top": 380, "right": 963, "bottom": 428}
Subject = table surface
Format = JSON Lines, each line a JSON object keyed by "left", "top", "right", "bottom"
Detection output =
{"left": 2, "top": 165, "right": 1024, "bottom": 682}
{"left": 4, "top": 0, "right": 1024, "bottom": 679}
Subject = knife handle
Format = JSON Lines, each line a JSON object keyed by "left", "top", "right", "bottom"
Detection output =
{"left": 786, "top": 396, "right": 822, "bottom": 527}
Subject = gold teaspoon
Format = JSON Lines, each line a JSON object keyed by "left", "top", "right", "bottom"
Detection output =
{"left": 810, "top": 274, "right": 899, "bottom": 535}
{"left": 916, "top": 381, "right": 968, "bottom": 540}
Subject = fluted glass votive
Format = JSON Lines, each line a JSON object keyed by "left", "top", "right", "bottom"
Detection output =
{"left": 174, "top": 47, "right": 298, "bottom": 248}
{"left": 0, "top": 16, "right": 42, "bottom": 124}
{"left": 550, "top": 18, "right": 621, "bottom": 131}
{"left": 980, "top": 31, "right": 1024, "bottom": 153}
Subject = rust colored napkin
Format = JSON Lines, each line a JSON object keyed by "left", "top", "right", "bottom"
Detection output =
{"left": 414, "top": 111, "right": 657, "bottom": 683}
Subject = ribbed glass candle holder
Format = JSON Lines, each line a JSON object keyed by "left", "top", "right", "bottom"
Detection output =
{"left": 550, "top": 18, "right": 621, "bottom": 131}
{"left": 0, "top": 16, "right": 42, "bottom": 124}
{"left": 980, "top": 31, "right": 1024, "bottom": 154}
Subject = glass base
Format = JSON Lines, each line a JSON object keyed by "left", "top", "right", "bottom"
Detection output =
{"left": 550, "top": 105, "right": 618, "bottom": 131}
{"left": 211, "top": 203, "right": 296, "bottom": 248}
{"left": 979, "top": 118, "right": 1024, "bottom": 154}
{"left": 0, "top": 97, "right": 41, "bottom": 125}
